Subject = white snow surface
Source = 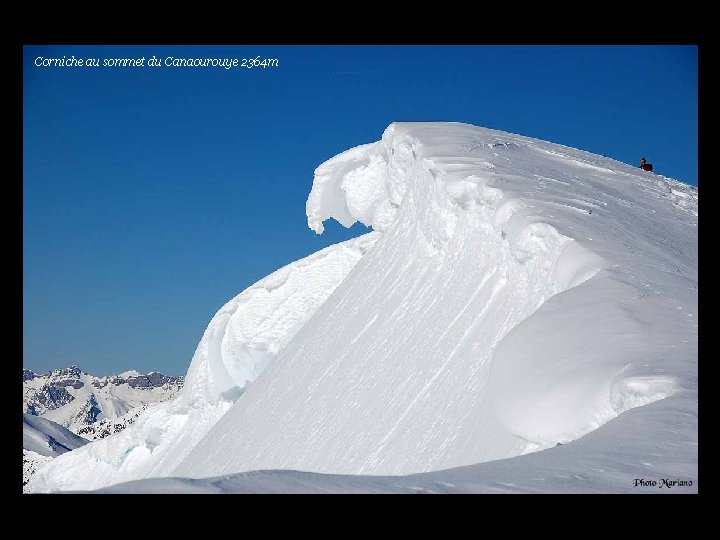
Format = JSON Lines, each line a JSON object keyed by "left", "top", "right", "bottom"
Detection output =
{"left": 118, "top": 370, "right": 141, "bottom": 378}
{"left": 23, "top": 451, "right": 52, "bottom": 492}
{"left": 93, "top": 390, "right": 697, "bottom": 493}
{"left": 31, "top": 122, "right": 697, "bottom": 492}
{"left": 177, "top": 122, "right": 697, "bottom": 479}
{"left": 23, "top": 413, "right": 89, "bottom": 458}
{"left": 23, "top": 414, "right": 89, "bottom": 492}
{"left": 28, "top": 233, "right": 378, "bottom": 492}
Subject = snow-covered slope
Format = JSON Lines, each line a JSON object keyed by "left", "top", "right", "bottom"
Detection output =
{"left": 23, "top": 413, "right": 89, "bottom": 491}
{"left": 23, "top": 366, "right": 183, "bottom": 434}
{"left": 23, "top": 452, "right": 52, "bottom": 491}
{"left": 175, "top": 122, "right": 696, "bottom": 479}
{"left": 27, "top": 233, "right": 378, "bottom": 492}
{"left": 23, "top": 413, "right": 89, "bottom": 457}
{"left": 29, "top": 122, "right": 697, "bottom": 492}
{"left": 93, "top": 390, "right": 696, "bottom": 493}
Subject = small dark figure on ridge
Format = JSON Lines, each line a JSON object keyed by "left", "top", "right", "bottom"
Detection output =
{"left": 640, "top": 158, "right": 653, "bottom": 172}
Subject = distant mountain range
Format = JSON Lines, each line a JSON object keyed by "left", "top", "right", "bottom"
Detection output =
{"left": 23, "top": 365, "right": 183, "bottom": 435}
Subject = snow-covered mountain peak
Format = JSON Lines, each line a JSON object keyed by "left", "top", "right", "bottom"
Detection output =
{"left": 118, "top": 370, "right": 141, "bottom": 378}
{"left": 23, "top": 366, "right": 183, "bottom": 433}
{"left": 28, "top": 122, "right": 696, "bottom": 492}
{"left": 178, "top": 122, "right": 696, "bottom": 477}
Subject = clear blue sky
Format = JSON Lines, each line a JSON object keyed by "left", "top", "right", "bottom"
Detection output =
{"left": 23, "top": 45, "right": 698, "bottom": 376}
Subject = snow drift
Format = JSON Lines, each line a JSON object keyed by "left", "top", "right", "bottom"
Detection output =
{"left": 29, "top": 122, "right": 697, "bottom": 492}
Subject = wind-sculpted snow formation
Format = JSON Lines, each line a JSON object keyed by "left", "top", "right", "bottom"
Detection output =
{"left": 28, "top": 234, "right": 378, "bottom": 492}
{"left": 30, "top": 122, "right": 697, "bottom": 492}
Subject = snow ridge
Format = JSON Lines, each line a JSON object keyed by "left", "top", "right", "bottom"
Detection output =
{"left": 23, "top": 413, "right": 89, "bottom": 457}
{"left": 30, "top": 122, "right": 697, "bottom": 491}
{"left": 170, "top": 122, "right": 693, "bottom": 479}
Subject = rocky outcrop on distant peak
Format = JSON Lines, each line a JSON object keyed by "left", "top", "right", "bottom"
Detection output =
{"left": 116, "top": 371, "right": 183, "bottom": 389}
{"left": 23, "top": 365, "right": 183, "bottom": 430}
{"left": 76, "top": 405, "right": 149, "bottom": 440}
{"left": 33, "top": 385, "right": 75, "bottom": 413}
